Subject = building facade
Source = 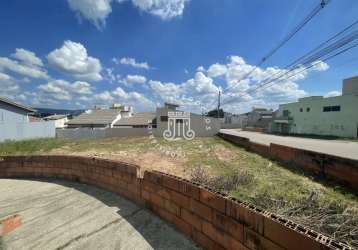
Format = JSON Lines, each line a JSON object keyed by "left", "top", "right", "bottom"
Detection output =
{"left": 66, "top": 105, "right": 132, "bottom": 129}
{"left": 154, "top": 103, "right": 220, "bottom": 138}
{"left": 43, "top": 115, "right": 69, "bottom": 128}
{"left": 246, "top": 108, "right": 274, "bottom": 129}
{"left": 0, "top": 97, "right": 55, "bottom": 142}
{"left": 272, "top": 76, "right": 358, "bottom": 138}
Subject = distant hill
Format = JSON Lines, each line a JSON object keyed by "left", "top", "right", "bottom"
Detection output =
{"left": 34, "top": 108, "right": 85, "bottom": 118}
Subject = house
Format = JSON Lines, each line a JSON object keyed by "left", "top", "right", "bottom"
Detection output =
{"left": 43, "top": 114, "right": 69, "bottom": 129}
{"left": 271, "top": 76, "right": 358, "bottom": 138}
{"left": 0, "top": 96, "right": 35, "bottom": 124}
{"left": 66, "top": 109, "right": 123, "bottom": 129}
{"left": 155, "top": 102, "right": 220, "bottom": 138}
{"left": 58, "top": 102, "right": 220, "bottom": 139}
{"left": 246, "top": 108, "right": 274, "bottom": 129}
{"left": 66, "top": 104, "right": 134, "bottom": 129}
{"left": 114, "top": 112, "right": 156, "bottom": 128}
{"left": 0, "top": 97, "right": 55, "bottom": 142}
{"left": 221, "top": 112, "right": 249, "bottom": 129}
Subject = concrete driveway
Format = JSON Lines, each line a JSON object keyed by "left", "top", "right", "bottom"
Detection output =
{"left": 0, "top": 179, "right": 200, "bottom": 250}
{"left": 220, "top": 129, "right": 358, "bottom": 160}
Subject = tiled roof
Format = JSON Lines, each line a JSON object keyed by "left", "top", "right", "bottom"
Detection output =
{"left": 67, "top": 109, "right": 121, "bottom": 125}
{"left": 43, "top": 114, "right": 68, "bottom": 120}
{"left": 115, "top": 112, "right": 156, "bottom": 126}
{"left": 0, "top": 96, "right": 35, "bottom": 112}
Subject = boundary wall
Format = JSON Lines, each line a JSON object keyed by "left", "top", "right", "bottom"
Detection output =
{"left": 218, "top": 132, "right": 358, "bottom": 191}
{"left": 0, "top": 155, "right": 353, "bottom": 250}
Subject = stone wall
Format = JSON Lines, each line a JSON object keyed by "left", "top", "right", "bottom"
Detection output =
{"left": 0, "top": 155, "right": 352, "bottom": 250}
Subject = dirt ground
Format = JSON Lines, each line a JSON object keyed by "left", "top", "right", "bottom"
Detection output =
{"left": 2, "top": 137, "right": 357, "bottom": 247}
{"left": 50, "top": 147, "right": 191, "bottom": 178}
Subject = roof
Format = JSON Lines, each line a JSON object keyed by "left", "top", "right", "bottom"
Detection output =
{"left": 67, "top": 109, "right": 121, "bottom": 125}
{"left": 115, "top": 112, "right": 156, "bottom": 126}
{"left": 254, "top": 110, "right": 273, "bottom": 115}
{"left": 43, "top": 114, "right": 68, "bottom": 120}
{"left": 0, "top": 96, "right": 35, "bottom": 113}
{"left": 164, "top": 102, "right": 180, "bottom": 108}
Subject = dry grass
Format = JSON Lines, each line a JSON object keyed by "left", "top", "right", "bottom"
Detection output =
{"left": 0, "top": 136, "right": 357, "bottom": 247}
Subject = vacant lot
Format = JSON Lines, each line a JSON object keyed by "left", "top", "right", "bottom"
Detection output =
{"left": 0, "top": 137, "right": 357, "bottom": 247}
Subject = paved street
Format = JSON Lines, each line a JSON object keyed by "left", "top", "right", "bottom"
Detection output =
{"left": 0, "top": 179, "right": 199, "bottom": 250}
{"left": 220, "top": 129, "right": 358, "bottom": 160}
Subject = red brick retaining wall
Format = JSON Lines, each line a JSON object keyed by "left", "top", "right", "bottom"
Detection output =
{"left": 0, "top": 155, "right": 353, "bottom": 250}
{"left": 219, "top": 133, "right": 358, "bottom": 191}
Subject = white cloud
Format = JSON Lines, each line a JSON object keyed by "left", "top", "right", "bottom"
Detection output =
{"left": 67, "top": 0, "right": 189, "bottom": 29}
{"left": 67, "top": 0, "right": 113, "bottom": 29}
{"left": 207, "top": 63, "right": 227, "bottom": 78}
{"left": 148, "top": 72, "right": 219, "bottom": 111}
{"left": 131, "top": 0, "right": 189, "bottom": 20}
{"left": 11, "top": 48, "right": 44, "bottom": 67}
{"left": 0, "top": 72, "right": 11, "bottom": 82}
{"left": 114, "top": 57, "right": 150, "bottom": 70}
{"left": 94, "top": 90, "right": 114, "bottom": 102}
{"left": 37, "top": 79, "right": 93, "bottom": 102}
{"left": 0, "top": 72, "right": 20, "bottom": 98}
{"left": 146, "top": 55, "right": 330, "bottom": 114}
{"left": 0, "top": 57, "right": 48, "bottom": 79}
{"left": 121, "top": 74, "right": 147, "bottom": 85}
{"left": 72, "top": 81, "right": 93, "bottom": 95}
{"left": 208, "top": 56, "right": 326, "bottom": 112}
{"left": 197, "top": 66, "right": 205, "bottom": 72}
{"left": 149, "top": 80, "right": 182, "bottom": 102}
{"left": 311, "top": 61, "right": 330, "bottom": 71}
{"left": 113, "top": 86, "right": 155, "bottom": 110}
{"left": 183, "top": 72, "right": 219, "bottom": 96}
{"left": 105, "top": 68, "right": 118, "bottom": 83}
{"left": 47, "top": 40, "right": 102, "bottom": 82}
{"left": 325, "top": 90, "right": 341, "bottom": 97}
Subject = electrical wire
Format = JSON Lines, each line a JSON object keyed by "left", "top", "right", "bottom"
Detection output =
{"left": 219, "top": 20, "right": 358, "bottom": 106}
{"left": 222, "top": 0, "right": 332, "bottom": 94}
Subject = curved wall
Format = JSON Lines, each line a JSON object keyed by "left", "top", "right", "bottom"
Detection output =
{"left": 0, "top": 155, "right": 352, "bottom": 250}
{"left": 219, "top": 133, "right": 358, "bottom": 191}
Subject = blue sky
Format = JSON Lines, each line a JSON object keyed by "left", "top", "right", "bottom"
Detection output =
{"left": 0, "top": 0, "right": 357, "bottom": 113}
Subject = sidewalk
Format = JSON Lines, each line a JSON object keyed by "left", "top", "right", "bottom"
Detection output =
{"left": 220, "top": 129, "right": 358, "bottom": 160}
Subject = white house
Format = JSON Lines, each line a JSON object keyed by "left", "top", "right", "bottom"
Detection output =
{"left": 43, "top": 114, "right": 69, "bottom": 129}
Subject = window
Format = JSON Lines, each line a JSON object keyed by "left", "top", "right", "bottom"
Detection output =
{"left": 306, "top": 107, "right": 310, "bottom": 112}
{"left": 323, "top": 106, "right": 331, "bottom": 112}
{"left": 323, "top": 105, "right": 341, "bottom": 112}
{"left": 176, "top": 119, "right": 183, "bottom": 123}
{"left": 299, "top": 108, "right": 303, "bottom": 112}
{"left": 332, "top": 106, "right": 341, "bottom": 112}
{"left": 283, "top": 110, "right": 289, "bottom": 117}
{"left": 160, "top": 116, "right": 168, "bottom": 122}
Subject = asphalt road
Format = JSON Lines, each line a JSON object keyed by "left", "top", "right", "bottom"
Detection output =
{"left": 220, "top": 129, "right": 358, "bottom": 160}
{"left": 0, "top": 179, "right": 200, "bottom": 250}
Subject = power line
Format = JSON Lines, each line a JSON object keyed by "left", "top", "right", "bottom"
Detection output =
{"left": 220, "top": 20, "right": 358, "bottom": 106}
{"left": 222, "top": 0, "right": 331, "bottom": 94}
{"left": 205, "top": 0, "right": 332, "bottom": 112}
{"left": 222, "top": 40, "right": 358, "bottom": 106}
{"left": 250, "top": 43, "right": 358, "bottom": 97}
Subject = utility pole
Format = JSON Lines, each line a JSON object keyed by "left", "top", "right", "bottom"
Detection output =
{"left": 217, "top": 90, "right": 221, "bottom": 118}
